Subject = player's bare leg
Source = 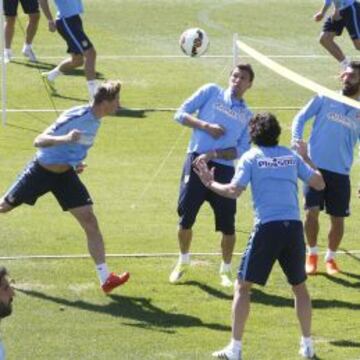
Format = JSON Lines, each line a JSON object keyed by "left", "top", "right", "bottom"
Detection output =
{"left": 319, "top": 31, "right": 350, "bottom": 68}
{"left": 220, "top": 233, "right": 236, "bottom": 286}
{"left": 304, "top": 208, "right": 320, "bottom": 274}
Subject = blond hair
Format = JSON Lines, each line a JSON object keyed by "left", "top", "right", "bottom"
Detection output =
{"left": 94, "top": 80, "right": 121, "bottom": 105}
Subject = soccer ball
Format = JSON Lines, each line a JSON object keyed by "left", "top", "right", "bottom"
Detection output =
{"left": 179, "top": 28, "right": 209, "bottom": 57}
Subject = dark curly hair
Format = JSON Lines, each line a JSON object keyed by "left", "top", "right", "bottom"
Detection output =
{"left": 249, "top": 112, "right": 281, "bottom": 147}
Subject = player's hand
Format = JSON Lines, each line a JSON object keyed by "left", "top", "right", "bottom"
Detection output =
{"left": 65, "top": 129, "right": 82, "bottom": 143}
{"left": 48, "top": 20, "right": 57, "bottom": 32}
{"left": 204, "top": 123, "right": 225, "bottom": 139}
{"left": 193, "top": 159, "right": 215, "bottom": 187}
{"left": 75, "top": 162, "right": 87, "bottom": 174}
{"left": 292, "top": 139, "right": 309, "bottom": 159}
{"left": 192, "top": 152, "right": 214, "bottom": 167}
{"left": 313, "top": 12, "right": 324, "bottom": 22}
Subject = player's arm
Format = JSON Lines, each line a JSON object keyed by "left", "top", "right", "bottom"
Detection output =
{"left": 174, "top": 84, "right": 225, "bottom": 139}
{"left": 295, "top": 152, "right": 325, "bottom": 191}
{"left": 193, "top": 160, "right": 244, "bottom": 199}
{"left": 314, "top": 1, "right": 331, "bottom": 21}
{"left": 291, "top": 95, "right": 323, "bottom": 144}
{"left": 34, "top": 129, "right": 82, "bottom": 148}
{"left": 192, "top": 147, "right": 237, "bottom": 166}
{"left": 38, "top": 0, "right": 56, "bottom": 32}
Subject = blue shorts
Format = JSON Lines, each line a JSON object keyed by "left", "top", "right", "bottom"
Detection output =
{"left": 56, "top": 15, "right": 93, "bottom": 54}
{"left": 304, "top": 168, "right": 350, "bottom": 217}
{"left": 4, "top": 0, "right": 39, "bottom": 17}
{"left": 323, "top": 2, "right": 360, "bottom": 40}
{"left": 238, "top": 220, "right": 306, "bottom": 286}
{"left": 3, "top": 160, "right": 93, "bottom": 211}
{"left": 177, "top": 153, "right": 236, "bottom": 235}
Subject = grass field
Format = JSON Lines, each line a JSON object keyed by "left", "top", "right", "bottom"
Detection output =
{"left": 1, "top": 0, "right": 360, "bottom": 359}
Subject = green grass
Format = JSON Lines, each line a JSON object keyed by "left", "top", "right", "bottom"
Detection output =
{"left": 1, "top": 0, "right": 360, "bottom": 359}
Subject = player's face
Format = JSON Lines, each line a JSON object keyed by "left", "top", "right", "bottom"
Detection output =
{"left": 341, "top": 67, "right": 360, "bottom": 97}
{"left": 229, "top": 69, "right": 252, "bottom": 98}
{"left": 0, "top": 277, "right": 14, "bottom": 319}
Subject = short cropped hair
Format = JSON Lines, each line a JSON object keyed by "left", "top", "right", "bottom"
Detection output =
{"left": 233, "top": 63, "right": 255, "bottom": 82}
{"left": 0, "top": 266, "right": 8, "bottom": 284}
{"left": 93, "top": 80, "right": 121, "bottom": 105}
{"left": 349, "top": 61, "right": 360, "bottom": 74}
{"left": 249, "top": 112, "right": 281, "bottom": 147}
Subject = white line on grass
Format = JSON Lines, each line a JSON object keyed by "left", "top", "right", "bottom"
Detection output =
{"left": 4, "top": 107, "right": 302, "bottom": 113}
{"left": 1, "top": 250, "right": 359, "bottom": 260}
{"left": 12, "top": 54, "right": 353, "bottom": 60}
{"left": 130, "top": 127, "right": 187, "bottom": 209}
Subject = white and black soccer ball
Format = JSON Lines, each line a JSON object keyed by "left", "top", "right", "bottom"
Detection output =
{"left": 179, "top": 28, "right": 209, "bottom": 57}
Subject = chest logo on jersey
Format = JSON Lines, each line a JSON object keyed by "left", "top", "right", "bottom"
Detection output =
{"left": 327, "top": 112, "right": 358, "bottom": 130}
{"left": 214, "top": 102, "right": 245, "bottom": 121}
{"left": 257, "top": 156, "right": 296, "bottom": 169}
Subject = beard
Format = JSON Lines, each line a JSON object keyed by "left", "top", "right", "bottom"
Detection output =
{"left": 0, "top": 301, "right": 12, "bottom": 318}
{"left": 342, "top": 82, "right": 360, "bottom": 97}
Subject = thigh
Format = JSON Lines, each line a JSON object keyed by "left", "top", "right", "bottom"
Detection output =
{"left": 177, "top": 153, "right": 207, "bottom": 228}
{"left": 278, "top": 221, "right": 307, "bottom": 286}
{"left": 20, "top": 0, "right": 39, "bottom": 14}
{"left": 3, "top": 160, "right": 53, "bottom": 207}
{"left": 208, "top": 162, "right": 236, "bottom": 233}
{"left": 324, "top": 171, "right": 350, "bottom": 217}
{"left": 52, "top": 169, "right": 93, "bottom": 211}
{"left": 323, "top": 16, "right": 345, "bottom": 36}
{"left": 303, "top": 182, "right": 324, "bottom": 211}
{"left": 56, "top": 15, "right": 93, "bottom": 55}
{"left": 4, "top": 0, "right": 19, "bottom": 17}
{"left": 238, "top": 223, "right": 280, "bottom": 286}
{"left": 342, "top": 3, "right": 360, "bottom": 39}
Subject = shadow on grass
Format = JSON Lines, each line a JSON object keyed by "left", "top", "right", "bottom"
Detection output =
{"left": 317, "top": 272, "right": 360, "bottom": 289}
{"left": 180, "top": 281, "right": 360, "bottom": 310}
{"left": 17, "top": 288, "right": 230, "bottom": 333}
{"left": 10, "top": 59, "right": 56, "bottom": 71}
{"left": 330, "top": 339, "right": 360, "bottom": 348}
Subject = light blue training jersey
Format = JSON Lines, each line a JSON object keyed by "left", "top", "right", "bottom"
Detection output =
{"left": 54, "top": 0, "right": 83, "bottom": 19}
{"left": 36, "top": 105, "right": 101, "bottom": 167}
{"left": 0, "top": 340, "right": 5, "bottom": 360}
{"left": 232, "top": 146, "right": 315, "bottom": 225}
{"left": 292, "top": 95, "right": 360, "bottom": 175}
{"left": 324, "top": 0, "right": 356, "bottom": 10}
{"left": 174, "top": 83, "right": 252, "bottom": 167}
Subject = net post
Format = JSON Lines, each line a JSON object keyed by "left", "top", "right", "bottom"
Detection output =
{"left": 0, "top": 0, "right": 6, "bottom": 126}
{"left": 232, "top": 33, "right": 239, "bottom": 67}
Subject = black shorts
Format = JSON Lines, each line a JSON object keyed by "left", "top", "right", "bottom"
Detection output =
{"left": 323, "top": 2, "right": 360, "bottom": 40}
{"left": 4, "top": 0, "right": 39, "bottom": 17}
{"left": 177, "top": 153, "right": 236, "bottom": 235}
{"left": 304, "top": 168, "right": 350, "bottom": 217}
{"left": 56, "top": 15, "right": 93, "bottom": 54}
{"left": 3, "top": 160, "right": 93, "bottom": 211}
{"left": 238, "top": 220, "right": 306, "bottom": 286}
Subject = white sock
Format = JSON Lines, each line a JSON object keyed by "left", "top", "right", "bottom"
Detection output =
{"left": 325, "top": 249, "right": 336, "bottom": 262}
{"left": 96, "top": 263, "right": 109, "bottom": 284}
{"left": 230, "top": 338, "right": 242, "bottom": 351}
{"left": 220, "top": 261, "right": 232, "bottom": 273}
{"left": 23, "top": 43, "right": 32, "bottom": 50}
{"left": 340, "top": 57, "right": 351, "bottom": 70}
{"left": 179, "top": 253, "right": 190, "bottom": 264}
{"left": 301, "top": 336, "right": 313, "bottom": 346}
{"left": 47, "top": 68, "right": 62, "bottom": 81}
{"left": 87, "top": 80, "right": 98, "bottom": 99}
{"left": 4, "top": 48, "right": 11, "bottom": 55}
{"left": 308, "top": 246, "right": 318, "bottom": 255}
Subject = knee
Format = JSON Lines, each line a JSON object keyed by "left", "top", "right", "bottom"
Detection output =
{"left": 80, "top": 211, "right": 99, "bottom": 232}
{"left": 72, "top": 55, "right": 84, "bottom": 67}
{"left": 306, "top": 210, "right": 319, "bottom": 223}
{"left": 319, "top": 33, "right": 332, "bottom": 46}
{"left": 85, "top": 47, "right": 96, "bottom": 62}
{"left": 353, "top": 40, "right": 360, "bottom": 50}
{"left": 5, "top": 16, "right": 16, "bottom": 27}
{"left": 29, "top": 13, "right": 40, "bottom": 24}
{"left": 235, "top": 280, "right": 252, "bottom": 295}
{"left": 0, "top": 199, "right": 12, "bottom": 213}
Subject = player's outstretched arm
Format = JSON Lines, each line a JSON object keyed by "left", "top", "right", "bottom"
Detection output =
{"left": 34, "top": 129, "right": 82, "bottom": 148}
